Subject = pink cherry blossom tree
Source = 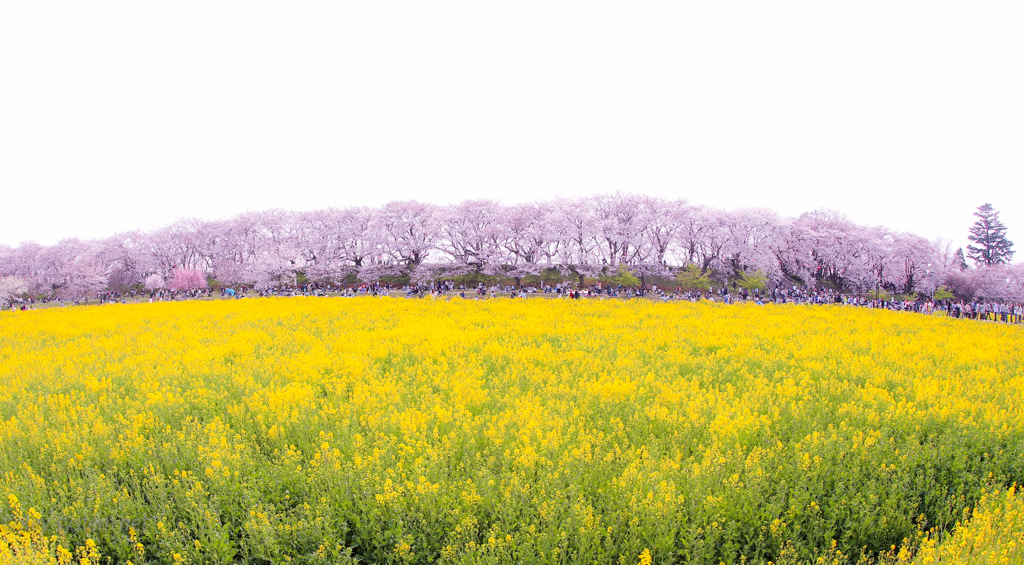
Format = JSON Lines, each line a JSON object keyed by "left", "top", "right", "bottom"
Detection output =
{"left": 591, "top": 192, "right": 651, "bottom": 270}
{"left": 168, "top": 267, "right": 208, "bottom": 292}
{"left": 35, "top": 239, "right": 107, "bottom": 299}
{"left": 893, "top": 232, "right": 938, "bottom": 294}
{"left": 0, "top": 276, "right": 28, "bottom": 308}
{"left": 639, "top": 198, "right": 691, "bottom": 272}
{"left": 63, "top": 255, "right": 108, "bottom": 301}
{"left": 720, "top": 207, "right": 782, "bottom": 281}
{"left": 436, "top": 200, "right": 505, "bottom": 275}
{"left": 0, "top": 192, "right": 999, "bottom": 298}
{"left": 300, "top": 207, "right": 375, "bottom": 283}
{"left": 550, "top": 196, "right": 602, "bottom": 284}
{"left": 499, "top": 203, "right": 559, "bottom": 284}
{"left": 376, "top": 201, "right": 438, "bottom": 271}
{"left": 144, "top": 273, "right": 165, "bottom": 292}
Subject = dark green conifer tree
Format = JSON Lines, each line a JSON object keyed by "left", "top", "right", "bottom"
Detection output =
{"left": 966, "top": 203, "right": 1014, "bottom": 266}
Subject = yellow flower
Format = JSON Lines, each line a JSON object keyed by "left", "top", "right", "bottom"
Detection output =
{"left": 0, "top": 298, "right": 1022, "bottom": 563}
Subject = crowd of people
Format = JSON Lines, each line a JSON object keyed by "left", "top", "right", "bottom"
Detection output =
{"left": 6, "top": 279, "right": 1024, "bottom": 324}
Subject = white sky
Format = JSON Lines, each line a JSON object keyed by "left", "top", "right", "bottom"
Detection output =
{"left": 1, "top": 2, "right": 1022, "bottom": 252}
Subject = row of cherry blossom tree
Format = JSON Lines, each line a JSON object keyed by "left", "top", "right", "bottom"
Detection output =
{"left": 2, "top": 194, "right": 1022, "bottom": 303}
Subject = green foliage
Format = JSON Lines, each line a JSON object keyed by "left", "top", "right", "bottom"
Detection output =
{"left": 867, "top": 289, "right": 894, "bottom": 301}
{"left": 371, "top": 272, "right": 409, "bottom": 286}
{"left": 675, "top": 264, "right": 711, "bottom": 291}
{"left": 533, "top": 267, "right": 565, "bottom": 286}
{"left": 735, "top": 269, "right": 769, "bottom": 291}
{"left": 602, "top": 265, "right": 640, "bottom": 288}
{"left": 893, "top": 292, "right": 917, "bottom": 302}
{"left": 933, "top": 286, "right": 955, "bottom": 301}
{"left": 447, "top": 271, "right": 498, "bottom": 287}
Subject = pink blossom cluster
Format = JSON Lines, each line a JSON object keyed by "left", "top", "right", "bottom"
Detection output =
{"left": 0, "top": 194, "right": 1021, "bottom": 301}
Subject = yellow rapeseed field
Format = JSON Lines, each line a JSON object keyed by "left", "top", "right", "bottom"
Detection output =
{"left": 1, "top": 298, "right": 1022, "bottom": 564}
{"left": 908, "top": 485, "right": 1024, "bottom": 564}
